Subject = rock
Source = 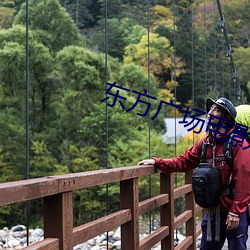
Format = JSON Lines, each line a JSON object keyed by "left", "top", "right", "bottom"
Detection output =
{"left": 7, "top": 239, "right": 20, "bottom": 247}
{"left": 107, "top": 231, "right": 114, "bottom": 237}
{"left": 113, "top": 240, "right": 121, "bottom": 249}
{"left": 11, "top": 226, "right": 26, "bottom": 232}
{"left": 30, "top": 228, "right": 43, "bottom": 238}
{"left": 95, "top": 234, "right": 106, "bottom": 243}
{"left": 100, "top": 240, "right": 107, "bottom": 246}
{"left": 91, "top": 245, "right": 101, "bottom": 250}
{"left": 108, "top": 236, "right": 116, "bottom": 243}
{"left": 14, "top": 245, "right": 22, "bottom": 249}
{"left": 0, "top": 230, "right": 7, "bottom": 238}
{"left": 113, "top": 227, "right": 120, "bottom": 240}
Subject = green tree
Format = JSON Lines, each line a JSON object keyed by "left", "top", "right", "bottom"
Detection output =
{"left": 14, "top": 0, "right": 84, "bottom": 52}
{"left": 234, "top": 46, "right": 250, "bottom": 102}
{"left": 0, "top": 6, "right": 15, "bottom": 29}
{"left": 61, "top": 0, "right": 101, "bottom": 28}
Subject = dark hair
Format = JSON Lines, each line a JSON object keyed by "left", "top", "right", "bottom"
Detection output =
{"left": 222, "top": 109, "right": 235, "bottom": 127}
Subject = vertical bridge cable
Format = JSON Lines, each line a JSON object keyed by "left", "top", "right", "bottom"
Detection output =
{"left": 204, "top": 0, "right": 207, "bottom": 98}
{"left": 218, "top": 12, "right": 225, "bottom": 97}
{"left": 173, "top": 0, "right": 177, "bottom": 160}
{"left": 213, "top": 0, "right": 217, "bottom": 96}
{"left": 216, "top": 0, "right": 242, "bottom": 104}
{"left": 191, "top": 0, "right": 195, "bottom": 145}
{"left": 25, "top": 0, "right": 30, "bottom": 246}
{"left": 147, "top": 0, "right": 152, "bottom": 234}
{"left": 76, "top": 0, "right": 79, "bottom": 27}
{"left": 172, "top": 0, "right": 179, "bottom": 245}
{"left": 104, "top": 0, "right": 109, "bottom": 248}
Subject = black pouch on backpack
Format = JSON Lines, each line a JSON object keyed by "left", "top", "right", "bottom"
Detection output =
{"left": 192, "top": 162, "right": 221, "bottom": 208}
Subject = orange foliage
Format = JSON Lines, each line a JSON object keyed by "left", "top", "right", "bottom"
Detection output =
{"left": 184, "top": 130, "right": 206, "bottom": 142}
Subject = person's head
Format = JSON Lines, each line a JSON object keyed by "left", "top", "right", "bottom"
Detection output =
{"left": 206, "top": 97, "right": 237, "bottom": 127}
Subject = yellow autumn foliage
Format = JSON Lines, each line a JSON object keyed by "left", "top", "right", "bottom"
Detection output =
{"left": 0, "top": 7, "right": 15, "bottom": 29}
{"left": 184, "top": 130, "right": 206, "bottom": 142}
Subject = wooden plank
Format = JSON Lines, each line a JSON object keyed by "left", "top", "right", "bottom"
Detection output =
{"left": 0, "top": 166, "right": 156, "bottom": 206}
{"left": 120, "top": 178, "right": 140, "bottom": 250}
{"left": 174, "top": 184, "right": 192, "bottom": 199}
{"left": 140, "top": 226, "right": 169, "bottom": 250}
{"left": 73, "top": 209, "right": 131, "bottom": 245}
{"left": 139, "top": 194, "right": 169, "bottom": 215}
{"left": 58, "top": 165, "right": 156, "bottom": 192}
{"left": 175, "top": 236, "right": 193, "bottom": 250}
{"left": 22, "top": 238, "right": 59, "bottom": 250}
{"left": 0, "top": 177, "right": 59, "bottom": 206}
{"left": 185, "top": 171, "right": 196, "bottom": 250}
{"left": 196, "top": 226, "right": 202, "bottom": 237}
{"left": 174, "top": 210, "right": 192, "bottom": 229}
{"left": 44, "top": 192, "right": 73, "bottom": 250}
{"left": 161, "top": 173, "right": 174, "bottom": 250}
{"left": 195, "top": 204, "right": 203, "bottom": 213}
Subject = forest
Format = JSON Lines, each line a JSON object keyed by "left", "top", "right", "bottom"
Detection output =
{"left": 0, "top": 0, "right": 249, "bottom": 228}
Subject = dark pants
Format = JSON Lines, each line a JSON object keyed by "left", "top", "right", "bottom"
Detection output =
{"left": 200, "top": 211, "right": 249, "bottom": 250}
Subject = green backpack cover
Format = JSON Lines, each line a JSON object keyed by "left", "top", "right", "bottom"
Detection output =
{"left": 235, "top": 105, "right": 250, "bottom": 134}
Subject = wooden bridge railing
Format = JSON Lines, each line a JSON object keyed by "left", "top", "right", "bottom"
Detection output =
{"left": 0, "top": 165, "right": 203, "bottom": 250}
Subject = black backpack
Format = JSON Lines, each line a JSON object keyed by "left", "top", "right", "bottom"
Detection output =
{"left": 192, "top": 135, "right": 234, "bottom": 208}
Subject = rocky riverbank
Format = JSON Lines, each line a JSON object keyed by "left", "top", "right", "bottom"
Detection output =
{"left": 0, "top": 225, "right": 188, "bottom": 249}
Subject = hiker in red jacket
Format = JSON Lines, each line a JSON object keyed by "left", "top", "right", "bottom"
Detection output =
{"left": 138, "top": 97, "right": 250, "bottom": 250}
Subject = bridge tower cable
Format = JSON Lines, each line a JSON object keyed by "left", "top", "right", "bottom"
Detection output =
{"left": 213, "top": 0, "right": 218, "bottom": 97}
{"left": 203, "top": 0, "right": 207, "bottom": 98}
{"left": 172, "top": 0, "right": 179, "bottom": 245}
{"left": 147, "top": 0, "right": 152, "bottom": 234}
{"left": 215, "top": 0, "right": 242, "bottom": 104}
{"left": 218, "top": 15, "right": 225, "bottom": 97}
{"left": 104, "top": 0, "right": 110, "bottom": 248}
{"left": 191, "top": 0, "right": 195, "bottom": 145}
{"left": 25, "top": 0, "right": 30, "bottom": 245}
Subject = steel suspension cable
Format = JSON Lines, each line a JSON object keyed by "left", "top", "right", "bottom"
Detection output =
{"left": 204, "top": 0, "right": 207, "bottom": 98}
{"left": 216, "top": 0, "right": 242, "bottom": 104}
{"left": 173, "top": 0, "right": 177, "bottom": 160}
{"left": 173, "top": 0, "right": 179, "bottom": 245}
{"left": 104, "top": 0, "right": 109, "bottom": 248}
{"left": 25, "top": 0, "right": 30, "bottom": 245}
{"left": 213, "top": 0, "right": 217, "bottom": 95}
{"left": 147, "top": 0, "right": 152, "bottom": 234}
{"left": 191, "top": 0, "right": 195, "bottom": 144}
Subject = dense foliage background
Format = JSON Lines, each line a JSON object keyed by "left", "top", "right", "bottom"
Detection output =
{"left": 0, "top": 0, "right": 249, "bottom": 228}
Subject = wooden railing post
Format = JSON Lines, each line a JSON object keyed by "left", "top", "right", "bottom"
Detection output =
{"left": 185, "top": 171, "right": 196, "bottom": 250}
{"left": 160, "top": 173, "right": 174, "bottom": 250}
{"left": 44, "top": 192, "right": 73, "bottom": 250}
{"left": 120, "top": 178, "right": 139, "bottom": 250}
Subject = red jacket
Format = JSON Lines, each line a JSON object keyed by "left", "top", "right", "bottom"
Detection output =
{"left": 154, "top": 127, "right": 250, "bottom": 216}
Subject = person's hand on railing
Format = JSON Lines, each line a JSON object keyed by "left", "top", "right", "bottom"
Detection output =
{"left": 226, "top": 212, "right": 240, "bottom": 230}
{"left": 137, "top": 159, "right": 155, "bottom": 166}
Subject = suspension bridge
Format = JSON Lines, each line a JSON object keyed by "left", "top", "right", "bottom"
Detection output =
{"left": 0, "top": 0, "right": 249, "bottom": 249}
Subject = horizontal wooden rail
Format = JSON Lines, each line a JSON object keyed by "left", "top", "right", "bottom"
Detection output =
{"left": 139, "top": 193, "right": 169, "bottom": 215}
{"left": 196, "top": 226, "right": 202, "bottom": 237}
{"left": 23, "top": 238, "right": 59, "bottom": 250}
{"left": 175, "top": 236, "right": 193, "bottom": 250}
{"left": 73, "top": 209, "right": 131, "bottom": 245}
{"left": 140, "top": 226, "right": 169, "bottom": 250}
{"left": 174, "top": 184, "right": 192, "bottom": 199}
{"left": 0, "top": 165, "right": 156, "bottom": 206}
{"left": 174, "top": 210, "right": 192, "bottom": 229}
{"left": 0, "top": 165, "right": 203, "bottom": 250}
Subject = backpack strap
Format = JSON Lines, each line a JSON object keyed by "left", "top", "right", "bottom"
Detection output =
{"left": 223, "top": 133, "right": 235, "bottom": 200}
{"left": 200, "top": 142, "right": 208, "bottom": 163}
{"left": 223, "top": 133, "right": 234, "bottom": 170}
